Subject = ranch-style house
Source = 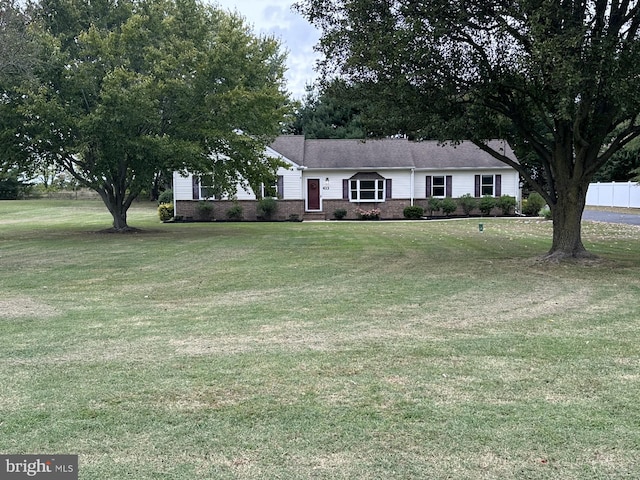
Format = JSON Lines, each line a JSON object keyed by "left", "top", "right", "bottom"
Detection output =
{"left": 172, "top": 136, "right": 521, "bottom": 220}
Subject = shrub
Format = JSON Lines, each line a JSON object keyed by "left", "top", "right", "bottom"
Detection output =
{"left": 403, "top": 205, "right": 424, "bottom": 219}
{"left": 226, "top": 203, "right": 243, "bottom": 221}
{"left": 257, "top": 197, "right": 278, "bottom": 220}
{"left": 157, "top": 189, "right": 173, "bottom": 205}
{"left": 427, "top": 197, "right": 441, "bottom": 216}
{"left": 496, "top": 195, "right": 517, "bottom": 215}
{"left": 440, "top": 197, "right": 457, "bottom": 216}
{"left": 479, "top": 195, "right": 497, "bottom": 216}
{"left": 458, "top": 194, "right": 477, "bottom": 216}
{"left": 355, "top": 207, "right": 380, "bottom": 219}
{"left": 333, "top": 208, "right": 347, "bottom": 220}
{"left": 522, "top": 192, "right": 546, "bottom": 216}
{"left": 197, "top": 201, "right": 213, "bottom": 220}
{"left": 541, "top": 206, "right": 552, "bottom": 220}
{"left": 0, "top": 172, "right": 27, "bottom": 200}
{"left": 158, "top": 202, "right": 174, "bottom": 222}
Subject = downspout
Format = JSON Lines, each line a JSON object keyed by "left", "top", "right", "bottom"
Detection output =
{"left": 410, "top": 168, "right": 415, "bottom": 206}
{"left": 297, "top": 166, "right": 307, "bottom": 210}
{"left": 172, "top": 171, "right": 178, "bottom": 219}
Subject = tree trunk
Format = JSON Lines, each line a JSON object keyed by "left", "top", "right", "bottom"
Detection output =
{"left": 110, "top": 205, "right": 129, "bottom": 231}
{"left": 544, "top": 181, "right": 595, "bottom": 261}
{"left": 97, "top": 189, "right": 132, "bottom": 232}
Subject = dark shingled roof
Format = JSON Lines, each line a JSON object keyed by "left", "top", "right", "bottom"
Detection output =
{"left": 269, "top": 135, "right": 306, "bottom": 165}
{"left": 269, "top": 136, "right": 515, "bottom": 170}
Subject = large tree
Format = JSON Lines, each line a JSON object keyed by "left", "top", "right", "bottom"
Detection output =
{"left": 296, "top": 0, "right": 640, "bottom": 260}
{"left": 9, "top": 0, "right": 289, "bottom": 231}
{"left": 288, "top": 81, "right": 365, "bottom": 139}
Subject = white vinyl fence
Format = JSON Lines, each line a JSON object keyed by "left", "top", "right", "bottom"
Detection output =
{"left": 586, "top": 182, "right": 640, "bottom": 208}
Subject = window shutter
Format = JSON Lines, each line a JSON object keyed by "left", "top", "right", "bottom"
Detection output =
{"left": 277, "top": 175, "right": 284, "bottom": 199}
{"left": 495, "top": 174, "right": 502, "bottom": 197}
{"left": 342, "top": 179, "right": 349, "bottom": 200}
{"left": 425, "top": 176, "right": 432, "bottom": 197}
{"left": 385, "top": 179, "right": 392, "bottom": 199}
{"left": 192, "top": 176, "right": 200, "bottom": 200}
{"left": 474, "top": 175, "right": 481, "bottom": 197}
{"left": 446, "top": 176, "right": 453, "bottom": 197}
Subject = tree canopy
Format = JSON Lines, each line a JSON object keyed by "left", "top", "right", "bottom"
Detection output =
{"left": 288, "top": 81, "right": 365, "bottom": 139}
{"left": 296, "top": 0, "right": 640, "bottom": 260}
{"left": 4, "top": 0, "right": 290, "bottom": 230}
{"left": 0, "top": 0, "right": 38, "bottom": 78}
{"left": 593, "top": 138, "right": 640, "bottom": 182}
{"left": 0, "top": 0, "right": 40, "bottom": 165}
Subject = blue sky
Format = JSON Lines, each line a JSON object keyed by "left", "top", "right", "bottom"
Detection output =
{"left": 212, "top": 0, "right": 321, "bottom": 99}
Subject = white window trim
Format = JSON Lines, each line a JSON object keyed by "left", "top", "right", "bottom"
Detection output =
{"left": 350, "top": 178, "right": 386, "bottom": 202}
{"left": 481, "top": 175, "right": 495, "bottom": 196}
{"left": 199, "top": 175, "right": 215, "bottom": 199}
{"left": 260, "top": 175, "right": 283, "bottom": 199}
{"left": 431, "top": 175, "right": 446, "bottom": 197}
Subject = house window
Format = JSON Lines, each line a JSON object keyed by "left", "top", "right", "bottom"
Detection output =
{"left": 343, "top": 173, "right": 391, "bottom": 202}
{"left": 350, "top": 179, "right": 385, "bottom": 201}
{"left": 481, "top": 175, "right": 495, "bottom": 196}
{"left": 199, "top": 175, "right": 216, "bottom": 199}
{"left": 261, "top": 182, "right": 277, "bottom": 199}
{"left": 260, "top": 175, "right": 283, "bottom": 199}
{"left": 432, "top": 176, "right": 446, "bottom": 197}
{"left": 426, "top": 175, "right": 452, "bottom": 197}
{"left": 474, "top": 174, "right": 502, "bottom": 197}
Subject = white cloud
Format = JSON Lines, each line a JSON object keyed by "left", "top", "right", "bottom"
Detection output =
{"left": 211, "top": 0, "right": 321, "bottom": 99}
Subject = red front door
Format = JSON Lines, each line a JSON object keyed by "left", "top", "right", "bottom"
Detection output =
{"left": 307, "top": 179, "right": 321, "bottom": 210}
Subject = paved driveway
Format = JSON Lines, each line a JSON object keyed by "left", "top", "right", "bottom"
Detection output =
{"left": 582, "top": 209, "right": 640, "bottom": 226}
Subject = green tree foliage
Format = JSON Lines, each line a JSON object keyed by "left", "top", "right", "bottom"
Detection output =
{"left": 593, "top": 137, "right": 640, "bottom": 182}
{"left": 0, "top": 169, "right": 27, "bottom": 199}
{"left": 0, "top": 0, "right": 40, "bottom": 169}
{"left": 9, "top": 0, "right": 290, "bottom": 231}
{"left": 289, "top": 81, "right": 364, "bottom": 139}
{"left": 0, "top": 0, "right": 38, "bottom": 78}
{"left": 296, "top": 0, "right": 640, "bottom": 260}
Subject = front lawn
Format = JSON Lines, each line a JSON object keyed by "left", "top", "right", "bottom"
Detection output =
{"left": 1, "top": 200, "right": 639, "bottom": 479}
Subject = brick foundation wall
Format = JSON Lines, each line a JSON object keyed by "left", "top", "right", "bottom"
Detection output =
{"left": 323, "top": 199, "right": 411, "bottom": 220}
{"left": 176, "top": 198, "right": 507, "bottom": 221}
{"left": 176, "top": 200, "right": 305, "bottom": 221}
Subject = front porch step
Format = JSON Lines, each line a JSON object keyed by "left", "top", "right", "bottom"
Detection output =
{"left": 303, "top": 212, "right": 327, "bottom": 221}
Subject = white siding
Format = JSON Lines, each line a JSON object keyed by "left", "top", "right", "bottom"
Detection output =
{"left": 300, "top": 169, "right": 520, "bottom": 203}
{"left": 173, "top": 171, "right": 194, "bottom": 200}
{"left": 176, "top": 167, "right": 521, "bottom": 203}
{"left": 385, "top": 171, "right": 413, "bottom": 198}
{"left": 233, "top": 165, "right": 302, "bottom": 200}
{"left": 414, "top": 169, "right": 520, "bottom": 199}
{"left": 282, "top": 167, "right": 303, "bottom": 199}
{"left": 173, "top": 165, "right": 303, "bottom": 201}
